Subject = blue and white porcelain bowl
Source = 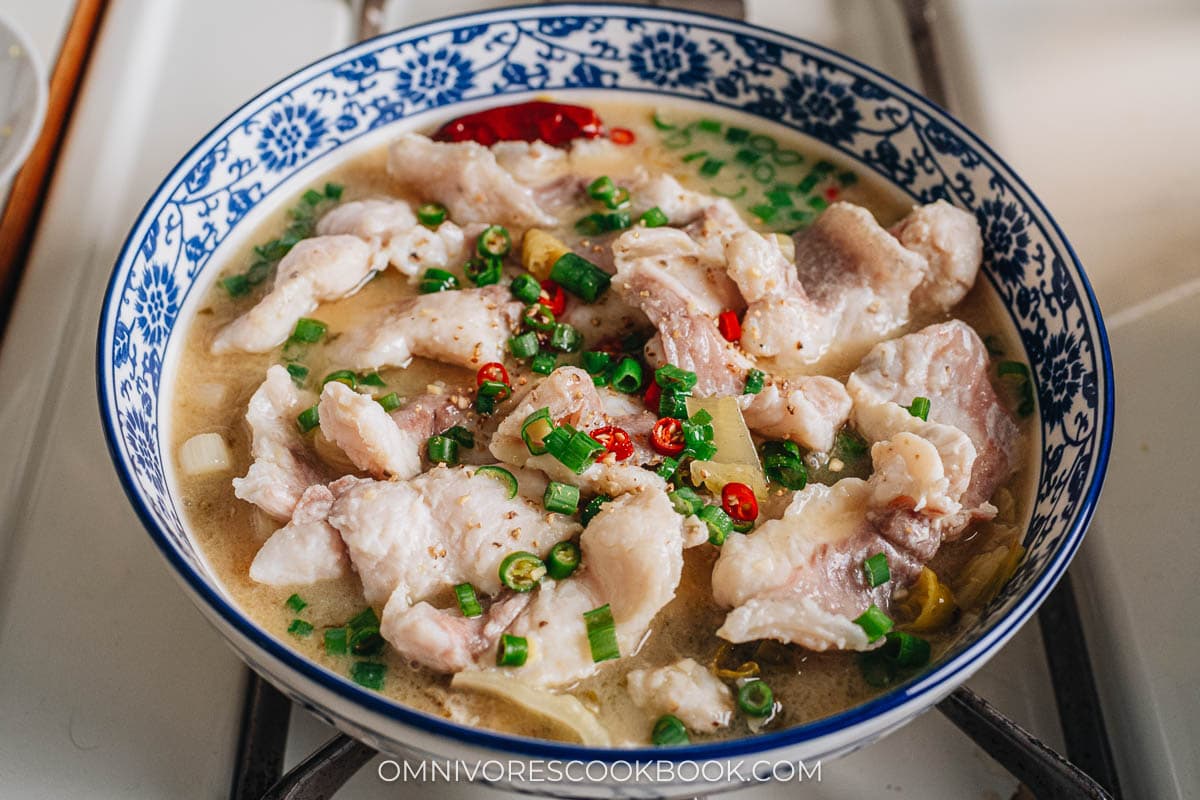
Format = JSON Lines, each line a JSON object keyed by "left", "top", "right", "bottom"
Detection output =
{"left": 96, "top": 5, "right": 1113, "bottom": 797}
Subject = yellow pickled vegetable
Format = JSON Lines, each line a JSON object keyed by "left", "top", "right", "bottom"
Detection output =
{"left": 685, "top": 396, "right": 768, "bottom": 498}
{"left": 522, "top": 228, "right": 571, "bottom": 280}
{"left": 710, "top": 642, "right": 760, "bottom": 680}
{"left": 690, "top": 461, "right": 768, "bottom": 501}
{"left": 899, "top": 567, "right": 958, "bottom": 632}
{"left": 955, "top": 542, "right": 1025, "bottom": 610}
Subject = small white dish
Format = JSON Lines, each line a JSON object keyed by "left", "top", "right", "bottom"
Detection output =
{"left": 0, "top": 13, "right": 47, "bottom": 186}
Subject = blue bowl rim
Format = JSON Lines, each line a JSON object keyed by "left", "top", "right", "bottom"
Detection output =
{"left": 96, "top": 1, "right": 1115, "bottom": 765}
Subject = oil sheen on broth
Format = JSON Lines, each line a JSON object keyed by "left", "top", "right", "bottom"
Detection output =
{"left": 171, "top": 101, "right": 1032, "bottom": 745}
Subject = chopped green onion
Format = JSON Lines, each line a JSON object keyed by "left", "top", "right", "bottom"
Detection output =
{"left": 687, "top": 440, "right": 718, "bottom": 461}
{"left": 477, "top": 225, "right": 512, "bottom": 259}
{"left": 221, "top": 274, "right": 252, "bottom": 297}
{"left": 359, "top": 371, "right": 386, "bottom": 388}
{"left": 610, "top": 358, "right": 644, "bottom": 394}
{"left": 699, "top": 158, "right": 724, "bottom": 177}
{"left": 464, "top": 257, "right": 502, "bottom": 287}
{"left": 583, "top": 603, "right": 620, "bottom": 662}
{"left": 475, "top": 394, "right": 496, "bottom": 415}
{"left": 549, "top": 253, "right": 611, "bottom": 303}
{"left": 853, "top": 604, "right": 894, "bottom": 643}
{"left": 882, "top": 631, "right": 932, "bottom": 668}
{"left": 697, "top": 118, "right": 721, "bottom": 133}
{"left": 743, "top": 369, "right": 765, "bottom": 395}
{"left": 454, "top": 583, "right": 483, "bottom": 618}
{"left": 344, "top": 608, "right": 384, "bottom": 656}
{"left": 750, "top": 204, "right": 778, "bottom": 223}
{"left": 290, "top": 318, "right": 327, "bottom": 343}
{"left": 587, "top": 176, "right": 616, "bottom": 202}
{"left": 546, "top": 540, "right": 582, "bottom": 580}
{"left": 548, "top": 429, "right": 604, "bottom": 474}
{"left": 544, "top": 481, "right": 581, "bottom": 514}
{"left": 725, "top": 126, "right": 750, "bottom": 143}
{"left": 475, "top": 465, "right": 518, "bottom": 499}
{"left": 651, "top": 112, "right": 676, "bottom": 131}
{"left": 761, "top": 440, "right": 807, "bottom": 490}
{"left": 323, "top": 627, "right": 348, "bottom": 655}
{"left": 651, "top": 714, "right": 689, "bottom": 746}
{"left": 285, "top": 593, "right": 307, "bottom": 613}
{"left": 350, "top": 661, "right": 385, "bottom": 690}
{"left": 656, "top": 456, "right": 680, "bottom": 481}
{"left": 581, "top": 495, "right": 610, "bottom": 526}
{"left": 288, "top": 619, "right": 313, "bottom": 637}
{"left": 654, "top": 365, "right": 698, "bottom": 393}
{"left": 575, "top": 211, "right": 631, "bottom": 236}
{"left": 807, "top": 196, "right": 829, "bottom": 212}
{"left": 348, "top": 607, "right": 379, "bottom": 632}
{"left": 499, "top": 551, "right": 547, "bottom": 592}
{"left": 697, "top": 504, "right": 733, "bottom": 546}
{"left": 689, "top": 409, "right": 713, "bottom": 426}
{"left": 496, "top": 634, "right": 529, "bottom": 667}
{"left": 737, "top": 680, "right": 775, "bottom": 717}
{"left": 549, "top": 323, "right": 583, "bottom": 353}
{"left": 765, "top": 187, "right": 793, "bottom": 207}
{"left": 376, "top": 392, "right": 402, "bottom": 412}
{"left": 639, "top": 206, "right": 669, "bottom": 228}
{"left": 323, "top": 182, "right": 343, "bottom": 199}
{"left": 668, "top": 487, "right": 704, "bottom": 516}
{"left": 322, "top": 369, "right": 357, "bottom": 389}
{"left": 858, "top": 651, "right": 895, "bottom": 688}
{"left": 735, "top": 148, "right": 762, "bottom": 165}
{"left": 582, "top": 350, "right": 613, "bottom": 376}
{"left": 835, "top": 429, "right": 869, "bottom": 459}
{"left": 297, "top": 404, "right": 320, "bottom": 433}
{"left": 522, "top": 302, "right": 557, "bottom": 332}
{"left": 863, "top": 553, "right": 890, "bottom": 587}
{"left": 658, "top": 390, "right": 689, "bottom": 420}
{"left": 285, "top": 363, "right": 309, "bottom": 385}
{"left": 301, "top": 188, "right": 323, "bottom": 206}
{"left": 426, "top": 434, "right": 459, "bottom": 465}
{"left": 983, "top": 335, "right": 1005, "bottom": 357}
{"left": 682, "top": 150, "right": 708, "bottom": 163}
{"left": 508, "top": 331, "right": 540, "bottom": 359}
{"left": 531, "top": 352, "right": 557, "bottom": 375}
{"left": 905, "top": 396, "right": 931, "bottom": 421}
{"left": 520, "top": 408, "right": 554, "bottom": 455}
{"left": 417, "top": 202, "right": 446, "bottom": 227}
{"left": 441, "top": 425, "right": 475, "bottom": 448}
{"left": 510, "top": 273, "right": 542, "bottom": 304}
{"left": 419, "top": 267, "right": 460, "bottom": 294}
{"left": 998, "top": 360, "right": 1035, "bottom": 416}
{"left": 478, "top": 380, "right": 511, "bottom": 401}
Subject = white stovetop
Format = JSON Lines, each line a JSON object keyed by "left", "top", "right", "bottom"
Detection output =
{"left": 0, "top": 1, "right": 1194, "bottom": 798}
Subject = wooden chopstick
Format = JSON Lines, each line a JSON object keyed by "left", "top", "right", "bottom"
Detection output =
{"left": 0, "top": 0, "right": 109, "bottom": 338}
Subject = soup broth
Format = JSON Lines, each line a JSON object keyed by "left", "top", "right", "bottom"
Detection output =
{"left": 171, "top": 99, "right": 1033, "bottom": 746}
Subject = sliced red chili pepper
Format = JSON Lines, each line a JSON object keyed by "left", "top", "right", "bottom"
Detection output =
{"left": 717, "top": 310, "right": 742, "bottom": 342}
{"left": 432, "top": 101, "right": 604, "bottom": 147}
{"left": 644, "top": 379, "right": 662, "bottom": 414}
{"left": 651, "top": 417, "right": 685, "bottom": 457}
{"left": 824, "top": 186, "right": 840, "bottom": 202}
{"left": 721, "top": 482, "right": 759, "bottom": 522}
{"left": 476, "top": 362, "right": 510, "bottom": 387}
{"left": 609, "top": 127, "right": 636, "bottom": 145}
{"left": 539, "top": 280, "right": 567, "bottom": 317}
{"left": 589, "top": 425, "right": 634, "bottom": 461}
